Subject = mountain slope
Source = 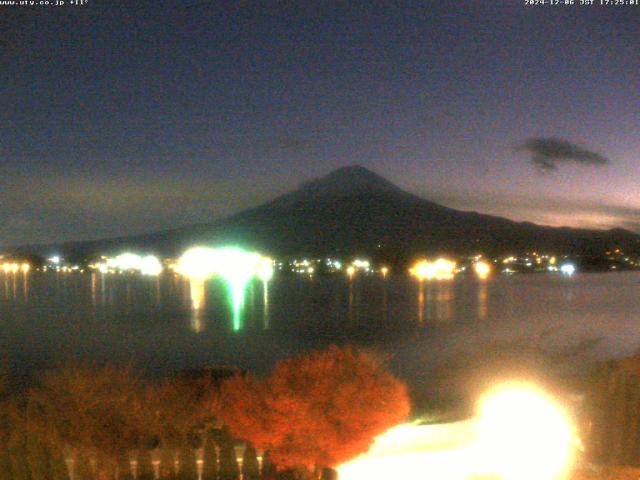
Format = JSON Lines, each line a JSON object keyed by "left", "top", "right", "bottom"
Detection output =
{"left": 13, "top": 166, "right": 640, "bottom": 259}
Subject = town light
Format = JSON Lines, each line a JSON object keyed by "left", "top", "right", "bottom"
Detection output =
{"left": 139, "top": 255, "right": 163, "bottom": 276}
{"left": 409, "top": 260, "right": 431, "bottom": 281}
{"left": 178, "top": 246, "right": 269, "bottom": 330}
{"left": 347, "top": 265, "right": 356, "bottom": 279}
{"left": 110, "top": 252, "right": 142, "bottom": 271}
{"left": 257, "top": 257, "right": 275, "bottom": 282}
{"left": 473, "top": 261, "right": 491, "bottom": 280}
{"left": 410, "top": 258, "right": 456, "bottom": 281}
{"left": 177, "top": 247, "right": 219, "bottom": 280}
{"left": 560, "top": 263, "right": 576, "bottom": 276}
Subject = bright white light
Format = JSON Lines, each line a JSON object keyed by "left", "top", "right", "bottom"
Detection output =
{"left": 102, "top": 252, "right": 162, "bottom": 275}
{"left": 410, "top": 260, "right": 433, "bottom": 281}
{"left": 49, "top": 256, "right": 61, "bottom": 265}
{"left": 337, "top": 383, "right": 576, "bottom": 480}
{"left": 560, "top": 263, "right": 576, "bottom": 276}
{"left": 177, "top": 246, "right": 268, "bottom": 330}
{"left": 337, "top": 422, "right": 477, "bottom": 480}
{"left": 177, "top": 247, "right": 219, "bottom": 280}
{"left": 474, "top": 383, "right": 576, "bottom": 480}
{"left": 140, "top": 255, "right": 163, "bottom": 276}
{"left": 117, "top": 253, "right": 141, "bottom": 270}
{"left": 257, "top": 257, "right": 274, "bottom": 282}
{"left": 353, "top": 259, "right": 370, "bottom": 269}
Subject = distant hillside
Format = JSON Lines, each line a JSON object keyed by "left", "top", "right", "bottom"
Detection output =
{"left": 10, "top": 166, "right": 640, "bottom": 260}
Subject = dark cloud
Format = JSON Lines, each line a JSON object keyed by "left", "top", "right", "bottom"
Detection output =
{"left": 518, "top": 138, "right": 610, "bottom": 171}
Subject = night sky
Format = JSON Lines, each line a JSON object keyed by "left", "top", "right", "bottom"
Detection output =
{"left": 1, "top": 0, "right": 638, "bottom": 246}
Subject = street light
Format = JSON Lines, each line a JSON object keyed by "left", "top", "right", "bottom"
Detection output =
{"left": 63, "top": 446, "right": 76, "bottom": 480}
{"left": 195, "top": 447, "right": 205, "bottom": 480}
{"left": 89, "top": 457, "right": 98, "bottom": 479}
{"left": 63, "top": 456, "right": 75, "bottom": 480}
{"left": 151, "top": 449, "right": 161, "bottom": 480}
{"left": 213, "top": 443, "right": 221, "bottom": 480}
{"left": 172, "top": 450, "right": 181, "bottom": 478}
{"left": 256, "top": 448, "right": 265, "bottom": 476}
{"left": 128, "top": 451, "right": 139, "bottom": 480}
{"left": 234, "top": 443, "right": 247, "bottom": 480}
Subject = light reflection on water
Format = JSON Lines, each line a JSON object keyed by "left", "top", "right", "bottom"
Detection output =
{"left": 189, "top": 278, "right": 206, "bottom": 333}
{"left": 1, "top": 272, "right": 640, "bottom": 386}
{"left": 477, "top": 282, "right": 488, "bottom": 321}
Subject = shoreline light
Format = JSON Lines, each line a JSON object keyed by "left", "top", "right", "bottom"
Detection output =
{"left": 213, "top": 247, "right": 262, "bottom": 331}
{"left": 176, "top": 247, "right": 219, "bottom": 280}
{"left": 346, "top": 265, "right": 356, "bottom": 279}
{"left": 139, "top": 255, "right": 163, "bottom": 276}
{"left": 257, "top": 257, "right": 275, "bottom": 283}
{"left": 176, "top": 246, "right": 273, "bottom": 331}
{"left": 101, "top": 252, "right": 163, "bottom": 276}
{"left": 410, "top": 258, "right": 456, "bottom": 282}
{"left": 473, "top": 261, "right": 491, "bottom": 280}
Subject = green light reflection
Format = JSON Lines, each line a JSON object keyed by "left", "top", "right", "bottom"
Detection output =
{"left": 178, "top": 246, "right": 271, "bottom": 332}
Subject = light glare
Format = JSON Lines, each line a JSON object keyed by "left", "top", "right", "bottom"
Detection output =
{"left": 473, "top": 261, "right": 491, "bottom": 279}
{"left": 560, "top": 263, "right": 576, "bottom": 276}
{"left": 139, "top": 255, "right": 163, "bottom": 276}
{"left": 338, "top": 382, "right": 576, "bottom": 480}
{"left": 176, "top": 246, "right": 272, "bottom": 331}
{"left": 410, "top": 258, "right": 456, "bottom": 281}
{"left": 474, "top": 382, "right": 575, "bottom": 480}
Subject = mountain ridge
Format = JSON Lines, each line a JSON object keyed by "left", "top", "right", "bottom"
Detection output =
{"left": 5, "top": 165, "right": 640, "bottom": 259}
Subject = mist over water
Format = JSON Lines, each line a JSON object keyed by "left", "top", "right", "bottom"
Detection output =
{"left": 2, "top": 272, "right": 639, "bottom": 391}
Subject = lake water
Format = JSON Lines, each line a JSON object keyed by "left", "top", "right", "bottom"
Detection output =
{"left": 2, "top": 271, "right": 639, "bottom": 395}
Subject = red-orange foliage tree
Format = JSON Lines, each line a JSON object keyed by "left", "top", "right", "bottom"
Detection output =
{"left": 142, "top": 375, "right": 211, "bottom": 475}
{"left": 28, "top": 364, "right": 146, "bottom": 479}
{"left": 216, "top": 345, "right": 410, "bottom": 472}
